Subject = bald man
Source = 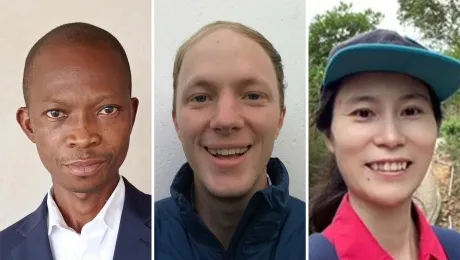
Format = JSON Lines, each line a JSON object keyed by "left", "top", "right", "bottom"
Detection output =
{"left": 0, "top": 22, "right": 151, "bottom": 260}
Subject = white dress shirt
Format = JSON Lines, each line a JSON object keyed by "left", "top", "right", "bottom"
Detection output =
{"left": 46, "top": 177, "right": 125, "bottom": 260}
{"left": 267, "top": 174, "right": 272, "bottom": 185}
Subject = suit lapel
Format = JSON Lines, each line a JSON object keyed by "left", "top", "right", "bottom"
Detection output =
{"left": 112, "top": 209, "right": 151, "bottom": 260}
{"left": 113, "top": 178, "right": 151, "bottom": 260}
{"left": 9, "top": 178, "right": 151, "bottom": 260}
{"left": 11, "top": 196, "right": 53, "bottom": 260}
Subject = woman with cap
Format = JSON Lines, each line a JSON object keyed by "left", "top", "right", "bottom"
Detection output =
{"left": 309, "top": 29, "right": 460, "bottom": 260}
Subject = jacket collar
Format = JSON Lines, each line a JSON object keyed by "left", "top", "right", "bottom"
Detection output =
{"left": 170, "top": 157, "right": 291, "bottom": 254}
{"left": 10, "top": 176, "right": 151, "bottom": 260}
{"left": 113, "top": 177, "right": 151, "bottom": 260}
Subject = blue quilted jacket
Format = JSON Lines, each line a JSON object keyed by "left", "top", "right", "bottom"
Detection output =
{"left": 154, "top": 157, "right": 306, "bottom": 259}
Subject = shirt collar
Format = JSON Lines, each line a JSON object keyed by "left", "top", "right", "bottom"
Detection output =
{"left": 323, "top": 193, "right": 446, "bottom": 260}
{"left": 267, "top": 173, "right": 272, "bottom": 185}
{"left": 47, "top": 176, "right": 125, "bottom": 235}
{"left": 46, "top": 190, "right": 67, "bottom": 235}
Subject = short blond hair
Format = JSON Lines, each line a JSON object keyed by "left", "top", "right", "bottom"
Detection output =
{"left": 172, "top": 21, "right": 286, "bottom": 112}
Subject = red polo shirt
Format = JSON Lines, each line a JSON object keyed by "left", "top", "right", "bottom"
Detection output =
{"left": 323, "top": 193, "right": 447, "bottom": 260}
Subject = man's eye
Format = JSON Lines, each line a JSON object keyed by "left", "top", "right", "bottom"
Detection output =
{"left": 247, "top": 93, "right": 261, "bottom": 100}
{"left": 193, "top": 95, "right": 207, "bottom": 103}
{"left": 46, "top": 110, "right": 65, "bottom": 118}
{"left": 99, "top": 106, "right": 118, "bottom": 115}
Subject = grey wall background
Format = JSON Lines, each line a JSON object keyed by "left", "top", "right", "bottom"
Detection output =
{"left": 154, "top": 0, "right": 306, "bottom": 201}
{"left": 0, "top": 0, "right": 151, "bottom": 230}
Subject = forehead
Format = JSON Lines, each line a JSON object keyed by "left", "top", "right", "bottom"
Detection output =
{"left": 177, "top": 28, "right": 277, "bottom": 89}
{"left": 337, "top": 72, "right": 430, "bottom": 99}
{"left": 27, "top": 44, "right": 128, "bottom": 99}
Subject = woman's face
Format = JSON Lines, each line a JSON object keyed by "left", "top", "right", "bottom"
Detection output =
{"left": 327, "top": 72, "right": 438, "bottom": 207}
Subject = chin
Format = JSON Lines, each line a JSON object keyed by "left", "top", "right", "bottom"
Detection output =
{"left": 68, "top": 185, "right": 101, "bottom": 194}
{"left": 204, "top": 181, "right": 252, "bottom": 200}
{"left": 66, "top": 178, "right": 108, "bottom": 194}
{"left": 363, "top": 188, "right": 415, "bottom": 208}
{"left": 209, "top": 190, "right": 248, "bottom": 200}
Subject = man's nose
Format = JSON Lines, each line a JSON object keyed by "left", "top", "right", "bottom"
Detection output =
{"left": 209, "top": 93, "right": 244, "bottom": 134}
{"left": 65, "top": 114, "right": 101, "bottom": 148}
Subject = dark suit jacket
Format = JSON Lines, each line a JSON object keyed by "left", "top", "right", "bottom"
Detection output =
{"left": 0, "top": 176, "right": 151, "bottom": 260}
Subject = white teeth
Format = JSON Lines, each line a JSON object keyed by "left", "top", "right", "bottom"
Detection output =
{"left": 390, "top": 163, "right": 397, "bottom": 171}
{"left": 371, "top": 164, "right": 378, "bottom": 171}
{"left": 369, "top": 161, "right": 410, "bottom": 172}
{"left": 207, "top": 147, "right": 249, "bottom": 156}
{"left": 384, "top": 162, "right": 390, "bottom": 171}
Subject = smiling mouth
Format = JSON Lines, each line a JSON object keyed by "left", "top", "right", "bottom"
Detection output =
{"left": 204, "top": 145, "right": 252, "bottom": 158}
{"left": 365, "top": 161, "right": 413, "bottom": 172}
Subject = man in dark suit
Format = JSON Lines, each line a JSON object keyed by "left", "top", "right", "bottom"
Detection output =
{"left": 0, "top": 22, "right": 151, "bottom": 260}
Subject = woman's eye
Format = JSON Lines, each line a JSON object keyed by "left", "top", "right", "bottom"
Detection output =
{"left": 99, "top": 106, "right": 118, "bottom": 115}
{"left": 403, "top": 107, "right": 422, "bottom": 117}
{"left": 46, "top": 110, "right": 65, "bottom": 118}
{"left": 352, "top": 109, "right": 373, "bottom": 119}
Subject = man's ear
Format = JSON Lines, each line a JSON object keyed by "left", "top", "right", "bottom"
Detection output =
{"left": 172, "top": 110, "right": 181, "bottom": 141}
{"left": 17, "top": 107, "right": 36, "bottom": 143}
{"left": 274, "top": 106, "right": 286, "bottom": 139}
{"left": 130, "top": 97, "right": 139, "bottom": 127}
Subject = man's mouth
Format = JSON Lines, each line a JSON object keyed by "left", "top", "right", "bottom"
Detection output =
{"left": 204, "top": 145, "right": 252, "bottom": 158}
{"left": 62, "top": 157, "right": 107, "bottom": 176}
{"left": 365, "top": 160, "right": 413, "bottom": 172}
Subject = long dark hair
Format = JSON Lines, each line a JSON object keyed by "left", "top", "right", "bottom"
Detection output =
{"left": 308, "top": 78, "right": 444, "bottom": 234}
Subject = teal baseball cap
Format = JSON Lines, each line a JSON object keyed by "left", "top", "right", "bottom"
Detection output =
{"left": 321, "top": 29, "right": 460, "bottom": 102}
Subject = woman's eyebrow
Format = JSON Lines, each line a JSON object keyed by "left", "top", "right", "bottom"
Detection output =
{"left": 344, "top": 92, "right": 430, "bottom": 105}
{"left": 345, "top": 95, "right": 378, "bottom": 105}
{"left": 399, "top": 93, "right": 430, "bottom": 102}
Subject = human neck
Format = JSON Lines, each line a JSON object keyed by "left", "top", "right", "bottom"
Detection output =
{"left": 52, "top": 175, "right": 120, "bottom": 233}
{"left": 349, "top": 192, "right": 418, "bottom": 260}
{"left": 194, "top": 174, "right": 268, "bottom": 249}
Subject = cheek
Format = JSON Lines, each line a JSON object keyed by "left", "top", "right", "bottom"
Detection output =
{"left": 35, "top": 127, "right": 62, "bottom": 151}
{"left": 244, "top": 108, "right": 281, "bottom": 136}
{"left": 329, "top": 119, "right": 377, "bottom": 185}
{"left": 34, "top": 132, "right": 62, "bottom": 169}
{"left": 330, "top": 118, "right": 375, "bottom": 159}
{"left": 103, "top": 120, "right": 131, "bottom": 140}
{"left": 176, "top": 110, "right": 207, "bottom": 142}
{"left": 402, "top": 121, "right": 437, "bottom": 158}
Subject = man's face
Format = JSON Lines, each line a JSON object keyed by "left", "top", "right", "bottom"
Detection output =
{"left": 17, "top": 44, "right": 138, "bottom": 193}
{"left": 173, "top": 29, "right": 285, "bottom": 199}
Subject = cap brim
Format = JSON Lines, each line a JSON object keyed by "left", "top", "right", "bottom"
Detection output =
{"left": 323, "top": 44, "right": 460, "bottom": 101}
